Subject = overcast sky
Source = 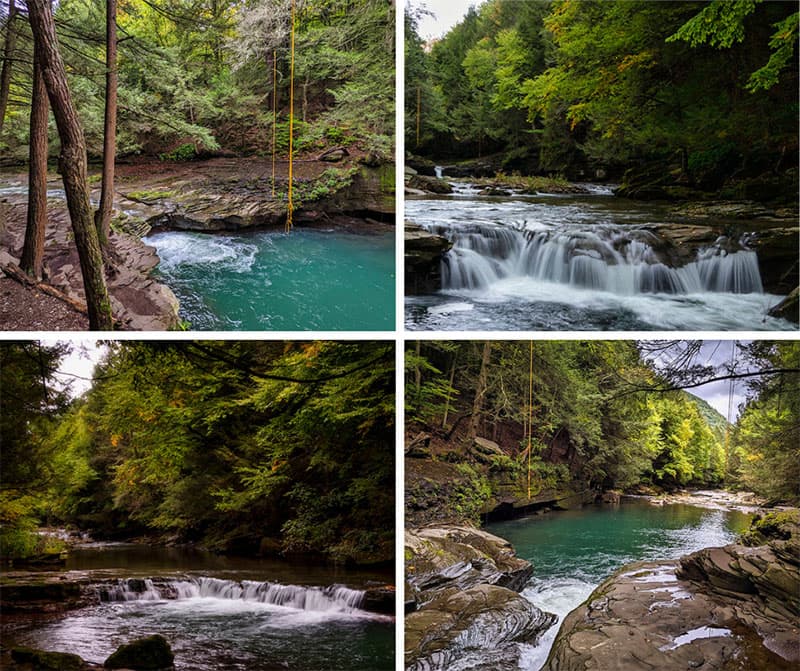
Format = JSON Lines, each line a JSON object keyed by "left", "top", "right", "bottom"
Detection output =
{"left": 407, "top": 0, "right": 480, "bottom": 41}
{"left": 50, "top": 340, "right": 106, "bottom": 398}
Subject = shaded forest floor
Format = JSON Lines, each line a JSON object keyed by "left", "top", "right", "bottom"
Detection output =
{"left": 0, "top": 155, "right": 393, "bottom": 331}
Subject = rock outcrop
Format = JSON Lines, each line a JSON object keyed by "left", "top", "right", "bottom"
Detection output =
{"left": 404, "top": 223, "right": 451, "bottom": 295}
{"left": 543, "top": 511, "right": 800, "bottom": 671}
{"left": 405, "top": 584, "right": 555, "bottom": 671}
{"left": 405, "top": 525, "right": 554, "bottom": 671}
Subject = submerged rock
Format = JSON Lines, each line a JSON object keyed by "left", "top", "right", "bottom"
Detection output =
{"left": 543, "top": 511, "right": 800, "bottom": 671}
{"left": 405, "top": 584, "right": 555, "bottom": 671}
{"left": 104, "top": 634, "right": 175, "bottom": 670}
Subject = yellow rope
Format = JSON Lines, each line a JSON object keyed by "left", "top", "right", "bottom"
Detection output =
{"left": 286, "top": 0, "right": 295, "bottom": 233}
{"left": 272, "top": 49, "right": 277, "bottom": 198}
{"left": 527, "top": 340, "right": 533, "bottom": 500}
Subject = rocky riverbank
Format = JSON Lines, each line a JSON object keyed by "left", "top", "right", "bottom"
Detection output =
{"left": 1, "top": 157, "right": 394, "bottom": 330}
{"left": 405, "top": 525, "right": 555, "bottom": 670}
{"left": 543, "top": 510, "right": 800, "bottom": 671}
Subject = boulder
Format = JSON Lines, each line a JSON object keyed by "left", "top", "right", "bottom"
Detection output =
{"left": 104, "top": 635, "right": 174, "bottom": 670}
{"left": 11, "top": 647, "right": 86, "bottom": 671}
{"left": 407, "top": 174, "right": 453, "bottom": 195}
{"left": 404, "top": 223, "right": 451, "bottom": 295}
{"left": 405, "top": 525, "right": 534, "bottom": 606}
{"left": 405, "top": 584, "right": 555, "bottom": 671}
{"left": 768, "top": 287, "right": 799, "bottom": 325}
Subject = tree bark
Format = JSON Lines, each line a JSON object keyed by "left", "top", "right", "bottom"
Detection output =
{"left": 19, "top": 51, "right": 48, "bottom": 279}
{"left": 95, "top": 0, "right": 117, "bottom": 245}
{"left": 0, "top": 0, "right": 17, "bottom": 135}
{"left": 467, "top": 342, "right": 492, "bottom": 441}
{"left": 27, "top": 0, "right": 113, "bottom": 330}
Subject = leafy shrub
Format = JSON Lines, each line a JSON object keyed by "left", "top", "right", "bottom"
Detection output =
{"left": 159, "top": 143, "right": 197, "bottom": 162}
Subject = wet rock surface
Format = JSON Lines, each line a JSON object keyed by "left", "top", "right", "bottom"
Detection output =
{"left": 543, "top": 511, "right": 800, "bottom": 671}
{"left": 405, "top": 584, "right": 555, "bottom": 671}
{"left": 406, "top": 525, "right": 535, "bottom": 605}
{"left": 404, "top": 223, "right": 451, "bottom": 295}
{"left": 405, "top": 525, "right": 554, "bottom": 670}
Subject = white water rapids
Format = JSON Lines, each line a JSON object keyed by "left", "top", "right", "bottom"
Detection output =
{"left": 406, "top": 189, "right": 795, "bottom": 330}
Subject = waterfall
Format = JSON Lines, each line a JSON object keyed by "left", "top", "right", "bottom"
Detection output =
{"left": 437, "top": 223, "right": 764, "bottom": 296}
{"left": 99, "top": 577, "right": 367, "bottom": 613}
{"left": 434, "top": 166, "right": 444, "bottom": 179}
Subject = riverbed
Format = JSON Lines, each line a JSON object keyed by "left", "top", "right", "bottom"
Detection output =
{"left": 405, "top": 186, "right": 796, "bottom": 330}
{"left": 483, "top": 499, "right": 752, "bottom": 671}
{"left": 3, "top": 545, "right": 395, "bottom": 671}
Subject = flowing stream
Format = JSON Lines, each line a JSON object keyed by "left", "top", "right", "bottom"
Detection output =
{"left": 4, "top": 545, "right": 394, "bottom": 671}
{"left": 406, "top": 185, "right": 795, "bottom": 330}
{"left": 484, "top": 499, "right": 752, "bottom": 671}
{"left": 144, "top": 228, "right": 395, "bottom": 330}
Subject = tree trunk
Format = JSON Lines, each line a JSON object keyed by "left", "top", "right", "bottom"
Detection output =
{"left": 441, "top": 351, "right": 457, "bottom": 430}
{"left": 467, "top": 342, "right": 492, "bottom": 441}
{"left": 27, "top": 0, "right": 113, "bottom": 330}
{"left": 19, "top": 52, "right": 48, "bottom": 279}
{"left": 0, "top": 0, "right": 17, "bottom": 135}
{"left": 95, "top": 0, "right": 117, "bottom": 245}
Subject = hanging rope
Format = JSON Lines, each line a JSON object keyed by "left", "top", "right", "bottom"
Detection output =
{"left": 724, "top": 340, "right": 737, "bottom": 477}
{"left": 271, "top": 49, "right": 277, "bottom": 198}
{"left": 527, "top": 340, "right": 533, "bottom": 500}
{"left": 285, "top": 0, "right": 296, "bottom": 233}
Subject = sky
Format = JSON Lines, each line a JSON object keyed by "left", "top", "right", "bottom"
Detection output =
{"left": 647, "top": 341, "right": 748, "bottom": 422}
{"left": 407, "top": 0, "right": 479, "bottom": 41}
{"left": 50, "top": 340, "right": 107, "bottom": 398}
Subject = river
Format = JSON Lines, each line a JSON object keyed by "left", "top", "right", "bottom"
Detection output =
{"left": 405, "top": 185, "right": 795, "bottom": 330}
{"left": 3, "top": 545, "right": 395, "bottom": 671}
{"left": 483, "top": 499, "right": 752, "bottom": 671}
{"left": 143, "top": 228, "right": 395, "bottom": 330}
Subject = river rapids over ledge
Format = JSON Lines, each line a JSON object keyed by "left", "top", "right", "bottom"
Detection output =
{"left": 405, "top": 183, "right": 794, "bottom": 331}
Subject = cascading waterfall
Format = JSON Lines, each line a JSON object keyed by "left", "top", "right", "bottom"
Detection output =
{"left": 435, "top": 222, "right": 764, "bottom": 296}
{"left": 434, "top": 166, "right": 444, "bottom": 179}
{"left": 99, "top": 576, "right": 367, "bottom": 613}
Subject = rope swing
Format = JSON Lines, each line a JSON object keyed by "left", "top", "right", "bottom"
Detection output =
{"left": 272, "top": 49, "right": 277, "bottom": 198}
{"left": 285, "top": 0, "right": 296, "bottom": 233}
{"left": 527, "top": 340, "right": 533, "bottom": 500}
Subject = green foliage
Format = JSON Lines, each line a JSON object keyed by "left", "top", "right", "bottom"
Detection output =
{"left": 730, "top": 342, "right": 799, "bottom": 503}
{"left": 452, "top": 463, "right": 492, "bottom": 523}
{"left": 159, "top": 143, "right": 198, "bottom": 162}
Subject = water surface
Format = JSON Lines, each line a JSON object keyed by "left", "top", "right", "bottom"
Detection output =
{"left": 406, "top": 188, "right": 794, "bottom": 331}
{"left": 484, "top": 500, "right": 752, "bottom": 671}
{"left": 5, "top": 545, "right": 394, "bottom": 671}
{"left": 145, "top": 228, "right": 395, "bottom": 330}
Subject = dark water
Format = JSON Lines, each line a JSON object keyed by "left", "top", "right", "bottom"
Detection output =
{"left": 484, "top": 499, "right": 752, "bottom": 670}
{"left": 144, "top": 228, "right": 395, "bottom": 331}
{"left": 405, "top": 186, "right": 794, "bottom": 331}
{"left": 5, "top": 545, "right": 395, "bottom": 671}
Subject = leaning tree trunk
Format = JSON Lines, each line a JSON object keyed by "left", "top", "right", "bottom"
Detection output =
{"left": 0, "top": 0, "right": 17, "bottom": 135}
{"left": 94, "top": 0, "right": 117, "bottom": 245}
{"left": 19, "top": 52, "right": 48, "bottom": 279}
{"left": 26, "top": 0, "right": 113, "bottom": 330}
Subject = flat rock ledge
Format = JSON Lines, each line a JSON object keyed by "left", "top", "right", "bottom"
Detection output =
{"left": 404, "top": 223, "right": 451, "bottom": 295}
{"left": 405, "top": 525, "right": 554, "bottom": 671}
{"left": 543, "top": 511, "right": 800, "bottom": 671}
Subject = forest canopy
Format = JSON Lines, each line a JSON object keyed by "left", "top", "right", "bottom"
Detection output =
{"left": 405, "top": 340, "right": 799, "bottom": 522}
{"left": 0, "top": 340, "right": 395, "bottom": 564}
{"left": 0, "top": 0, "right": 395, "bottom": 161}
{"left": 407, "top": 0, "right": 798, "bottom": 192}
